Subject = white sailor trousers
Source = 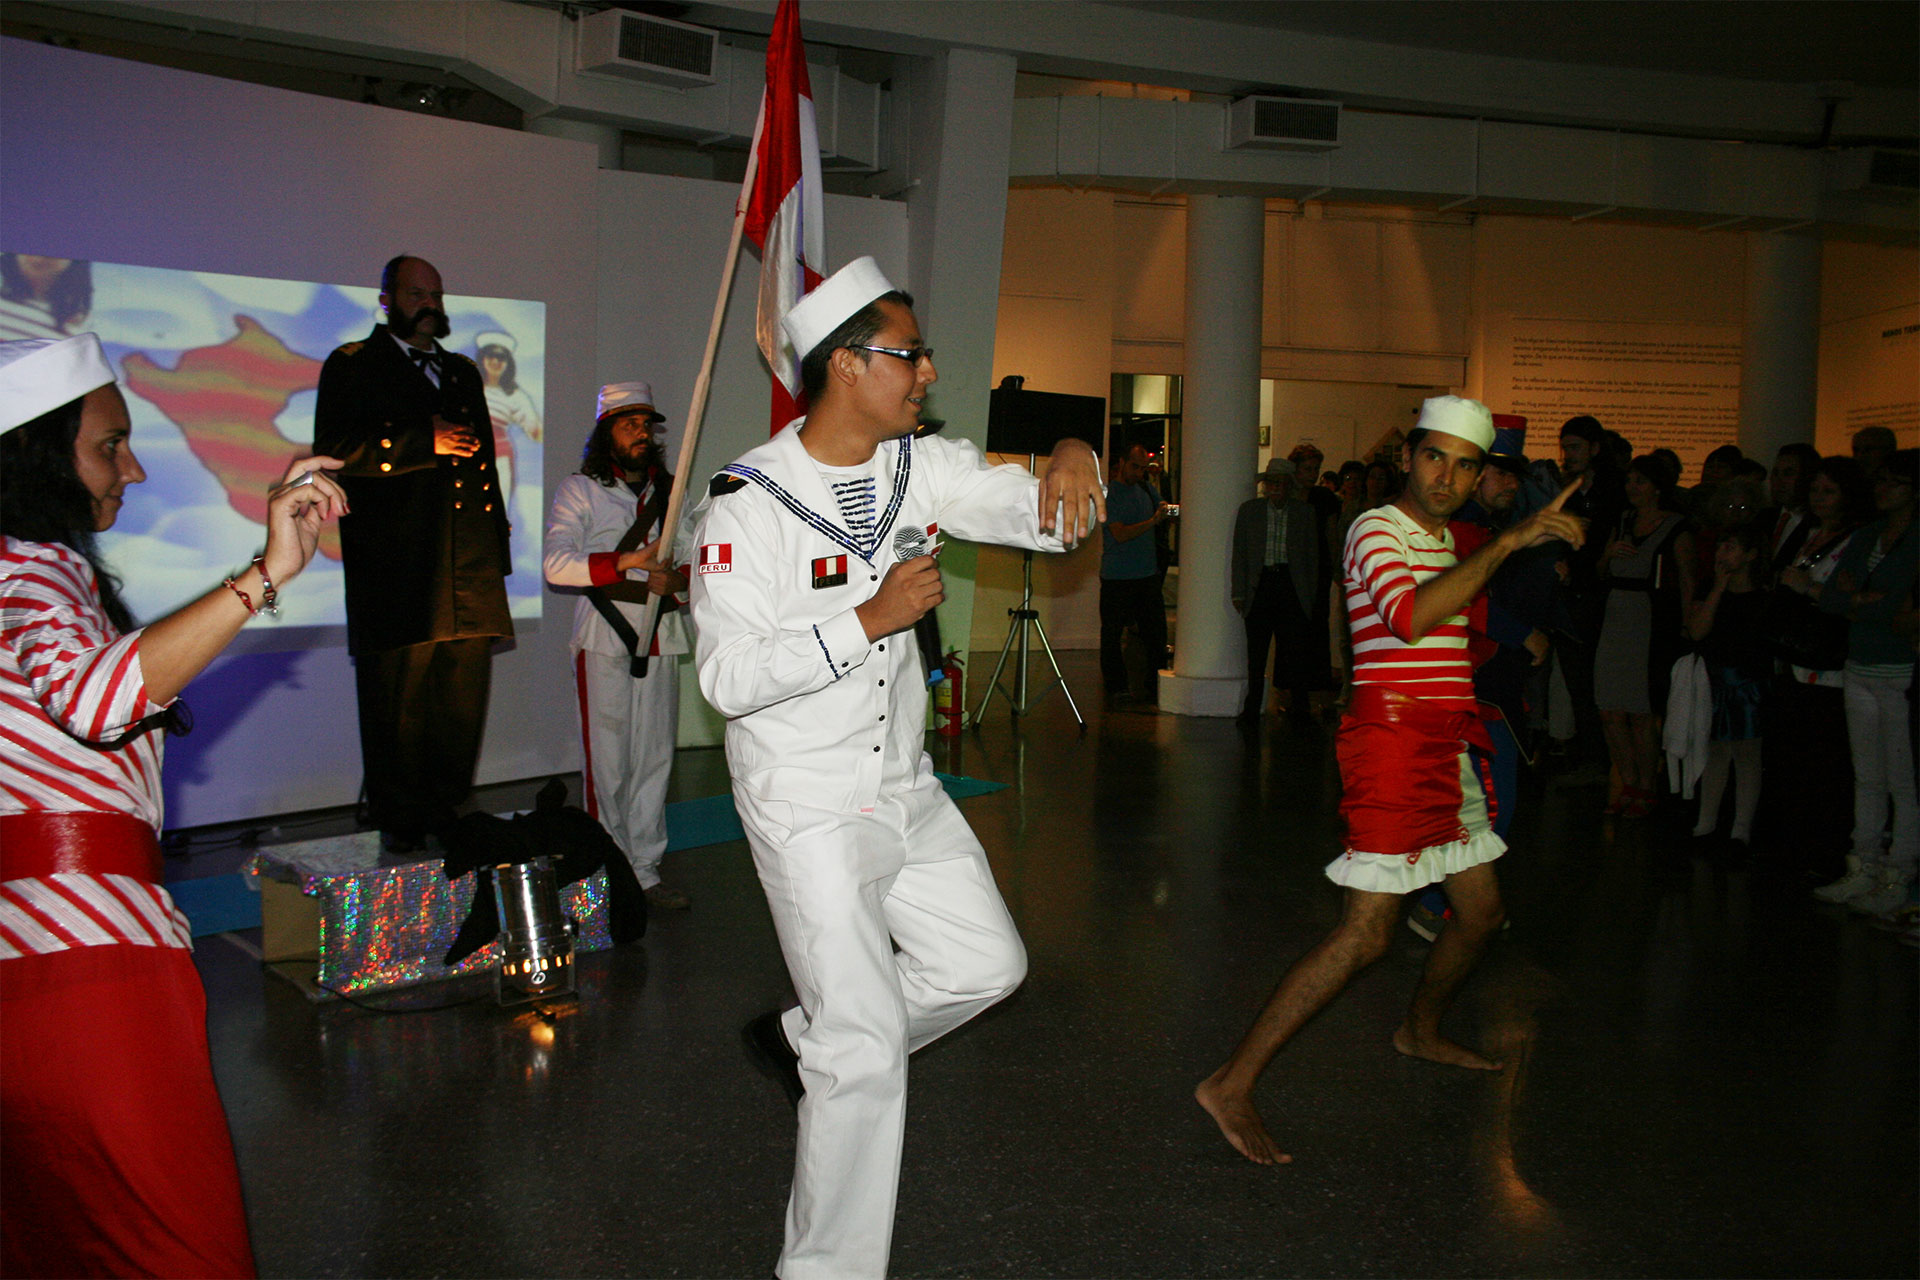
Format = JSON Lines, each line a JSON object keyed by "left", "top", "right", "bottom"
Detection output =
{"left": 738, "top": 779, "right": 1028, "bottom": 1280}
{"left": 574, "top": 649, "right": 679, "bottom": 887}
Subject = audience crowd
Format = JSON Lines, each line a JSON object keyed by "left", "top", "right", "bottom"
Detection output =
{"left": 1234, "top": 419, "right": 1918, "bottom": 944}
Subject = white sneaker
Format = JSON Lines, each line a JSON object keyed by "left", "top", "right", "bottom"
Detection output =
{"left": 1848, "top": 873, "right": 1916, "bottom": 919}
{"left": 1813, "top": 855, "right": 1874, "bottom": 904}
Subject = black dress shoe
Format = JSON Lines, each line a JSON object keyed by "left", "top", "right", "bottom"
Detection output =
{"left": 743, "top": 1011, "right": 803, "bottom": 1109}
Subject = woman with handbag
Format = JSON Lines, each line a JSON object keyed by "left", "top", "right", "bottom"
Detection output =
{"left": 1768, "top": 457, "right": 1870, "bottom": 885}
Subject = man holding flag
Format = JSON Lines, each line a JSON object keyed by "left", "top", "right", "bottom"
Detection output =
{"left": 690, "top": 256, "right": 1104, "bottom": 1279}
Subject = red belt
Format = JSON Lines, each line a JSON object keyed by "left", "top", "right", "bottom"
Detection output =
{"left": 0, "top": 812, "right": 163, "bottom": 884}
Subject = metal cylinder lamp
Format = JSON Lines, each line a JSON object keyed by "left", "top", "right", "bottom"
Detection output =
{"left": 492, "top": 857, "right": 576, "bottom": 1004}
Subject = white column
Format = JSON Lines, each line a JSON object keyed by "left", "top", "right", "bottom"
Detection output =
{"left": 1160, "top": 195, "right": 1264, "bottom": 717}
{"left": 1738, "top": 231, "right": 1821, "bottom": 460}
{"left": 902, "top": 47, "right": 1019, "bottom": 659}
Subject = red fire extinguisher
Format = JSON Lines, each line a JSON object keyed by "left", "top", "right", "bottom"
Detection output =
{"left": 934, "top": 651, "right": 965, "bottom": 736}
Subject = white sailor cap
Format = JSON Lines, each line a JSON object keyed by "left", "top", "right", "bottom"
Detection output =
{"left": 475, "top": 331, "right": 517, "bottom": 353}
{"left": 0, "top": 333, "right": 117, "bottom": 435}
{"left": 596, "top": 381, "right": 665, "bottom": 426}
{"left": 781, "top": 256, "right": 897, "bottom": 362}
{"left": 1414, "top": 395, "right": 1496, "bottom": 453}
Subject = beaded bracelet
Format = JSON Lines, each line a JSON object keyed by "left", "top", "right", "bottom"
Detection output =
{"left": 251, "top": 555, "right": 280, "bottom": 616}
{"left": 222, "top": 576, "right": 255, "bottom": 616}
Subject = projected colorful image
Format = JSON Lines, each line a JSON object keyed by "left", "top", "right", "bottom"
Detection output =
{"left": 0, "top": 252, "right": 546, "bottom": 628}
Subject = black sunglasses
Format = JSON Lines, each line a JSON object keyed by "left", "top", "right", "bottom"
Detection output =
{"left": 849, "top": 343, "right": 935, "bottom": 366}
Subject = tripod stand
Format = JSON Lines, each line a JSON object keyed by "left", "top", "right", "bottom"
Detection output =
{"left": 972, "top": 457, "right": 1084, "bottom": 729}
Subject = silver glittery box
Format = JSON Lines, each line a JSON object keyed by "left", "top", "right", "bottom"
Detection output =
{"left": 248, "top": 832, "right": 613, "bottom": 999}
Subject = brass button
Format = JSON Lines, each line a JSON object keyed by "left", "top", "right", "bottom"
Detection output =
{"left": 380, "top": 438, "right": 392, "bottom": 449}
{"left": 482, "top": 483, "right": 491, "bottom": 492}
{"left": 484, "top": 503, "right": 493, "bottom": 512}
{"left": 379, "top": 462, "right": 392, "bottom": 472}
{"left": 455, "top": 501, "right": 463, "bottom": 510}
{"left": 455, "top": 480, "right": 463, "bottom": 488}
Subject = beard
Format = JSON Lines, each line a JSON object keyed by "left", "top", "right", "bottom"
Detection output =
{"left": 392, "top": 304, "right": 450, "bottom": 341}
{"left": 614, "top": 438, "right": 659, "bottom": 475}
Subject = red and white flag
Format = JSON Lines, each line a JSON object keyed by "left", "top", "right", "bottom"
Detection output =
{"left": 740, "top": 0, "right": 825, "bottom": 436}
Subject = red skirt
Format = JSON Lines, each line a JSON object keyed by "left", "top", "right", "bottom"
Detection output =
{"left": 1335, "top": 687, "right": 1496, "bottom": 859}
{"left": 1, "top": 813, "right": 254, "bottom": 1279}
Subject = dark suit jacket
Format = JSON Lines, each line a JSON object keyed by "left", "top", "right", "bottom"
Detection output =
{"left": 1231, "top": 496, "right": 1319, "bottom": 616}
{"left": 313, "top": 325, "right": 512, "bottom": 655}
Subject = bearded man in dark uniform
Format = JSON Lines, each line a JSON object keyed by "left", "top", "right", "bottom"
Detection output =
{"left": 314, "top": 255, "right": 513, "bottom": 851}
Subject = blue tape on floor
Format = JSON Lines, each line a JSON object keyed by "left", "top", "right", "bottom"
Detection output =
{"left": 166, "top": 872, "right": 262, "bottom": 937}
{"left": 168, "top": 772, "right": 1009, "bottom": 938}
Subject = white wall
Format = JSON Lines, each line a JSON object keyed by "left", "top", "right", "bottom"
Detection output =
{"left": 987, "top": 188, "right": 1115, "bottom": 650}
{"left": 1816, "top": 240, "right": 1920, "bottom": 455}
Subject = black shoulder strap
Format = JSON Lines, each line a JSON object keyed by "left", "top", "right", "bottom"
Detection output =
{"left": 585, "top": 590, "right": 650, "bottom": 678}
{"left": 584, "top": 469, "right": 676, "bottom": 677}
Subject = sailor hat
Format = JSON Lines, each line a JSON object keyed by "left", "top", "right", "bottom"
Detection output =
{"left": 781, "top": 256, "right": 897, "bottom": 362}
{"left": 0, "top": 333, "right": 117, "bottom": 435}
{"left": 1414, "top": 395, "right": 1495, "bottom": 453}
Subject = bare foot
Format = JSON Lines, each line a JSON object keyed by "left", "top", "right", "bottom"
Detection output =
{"left": 1195, "top": 1072, "right": 1294, "bottom": 1165}
{"left": 1392, "top": 1024, "right": 1504, "bottom": 1070}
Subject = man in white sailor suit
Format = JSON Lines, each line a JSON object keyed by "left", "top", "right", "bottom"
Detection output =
{"left": 543, "top": 380, "right": 696, "bottom": 909}
{"left": 689, "top": 257, "right": 1105, "bottom": 1280}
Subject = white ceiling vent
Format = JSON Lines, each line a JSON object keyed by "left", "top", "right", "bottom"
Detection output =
{"left": 1225, "top": 96, "right": 1341, "bottom": 151}
{"left": 577, "top": 9, "right": 717, "bottom": 90}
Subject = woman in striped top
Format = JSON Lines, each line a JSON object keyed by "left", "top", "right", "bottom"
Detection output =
{"left": 0, "top": 334, "right": 345, "bottom": 1278}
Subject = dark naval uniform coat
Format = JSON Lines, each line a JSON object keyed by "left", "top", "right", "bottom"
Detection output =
{"left": 314, "top": 324, "right": 513, "bottom": 841}
{"left": 313, "top": 325, "right": 512, "bottom": 654}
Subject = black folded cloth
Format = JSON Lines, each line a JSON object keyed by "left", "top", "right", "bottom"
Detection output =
{"left": 439, "top": 777, "right": 647, "bottom": 966}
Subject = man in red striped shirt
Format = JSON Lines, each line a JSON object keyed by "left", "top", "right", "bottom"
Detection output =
{"left": 1198, "top": 396, "right": 1585, "bottom": 1166}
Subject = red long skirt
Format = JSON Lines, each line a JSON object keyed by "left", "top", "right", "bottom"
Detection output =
{"left": 1, "top": 942, "right": 255, "bottom": 1278}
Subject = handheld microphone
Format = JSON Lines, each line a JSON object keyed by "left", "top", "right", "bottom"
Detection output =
{"left": 891, "top": 524, "right": 947, "bottom": 687}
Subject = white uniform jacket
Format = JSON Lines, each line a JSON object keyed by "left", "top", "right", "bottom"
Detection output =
{"left": 691, "top": 424, "right": 1067, "bottom": 814}
{"left": 543, "top": 471, "right": 696, "bottom": 658}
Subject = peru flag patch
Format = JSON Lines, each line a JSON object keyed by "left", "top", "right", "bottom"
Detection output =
{"left": 697, "top": 543, "right": 732, "bottom": 574}
{"left": 811, "top": 554, "right": 848, "bottom": 589}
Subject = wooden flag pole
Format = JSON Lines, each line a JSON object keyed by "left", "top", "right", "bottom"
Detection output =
{"left": 631, "top": 201, "right": 751, "bottom": 672}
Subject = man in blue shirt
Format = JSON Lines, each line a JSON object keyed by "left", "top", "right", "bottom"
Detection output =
{"left": 1100, "top": 442, "right": 1171, "bottom": 703}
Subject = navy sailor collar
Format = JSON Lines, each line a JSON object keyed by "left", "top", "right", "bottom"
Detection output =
{"left": 720, "top": 433, "right": 913, "bottom": 564}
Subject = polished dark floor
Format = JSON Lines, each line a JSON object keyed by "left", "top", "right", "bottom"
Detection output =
{"left": 184, "top": 652, "right": 1918, "bottom": 1279}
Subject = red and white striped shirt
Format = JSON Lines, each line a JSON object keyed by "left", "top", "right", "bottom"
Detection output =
{"left": 0, "top": 539, "right": 187, "bottom": 958}
{"left": 1343, "top": 505, "right": 1476, "bottom": 711}
{"left": 1, "top": 538, "right": 166, "bottom": 827}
